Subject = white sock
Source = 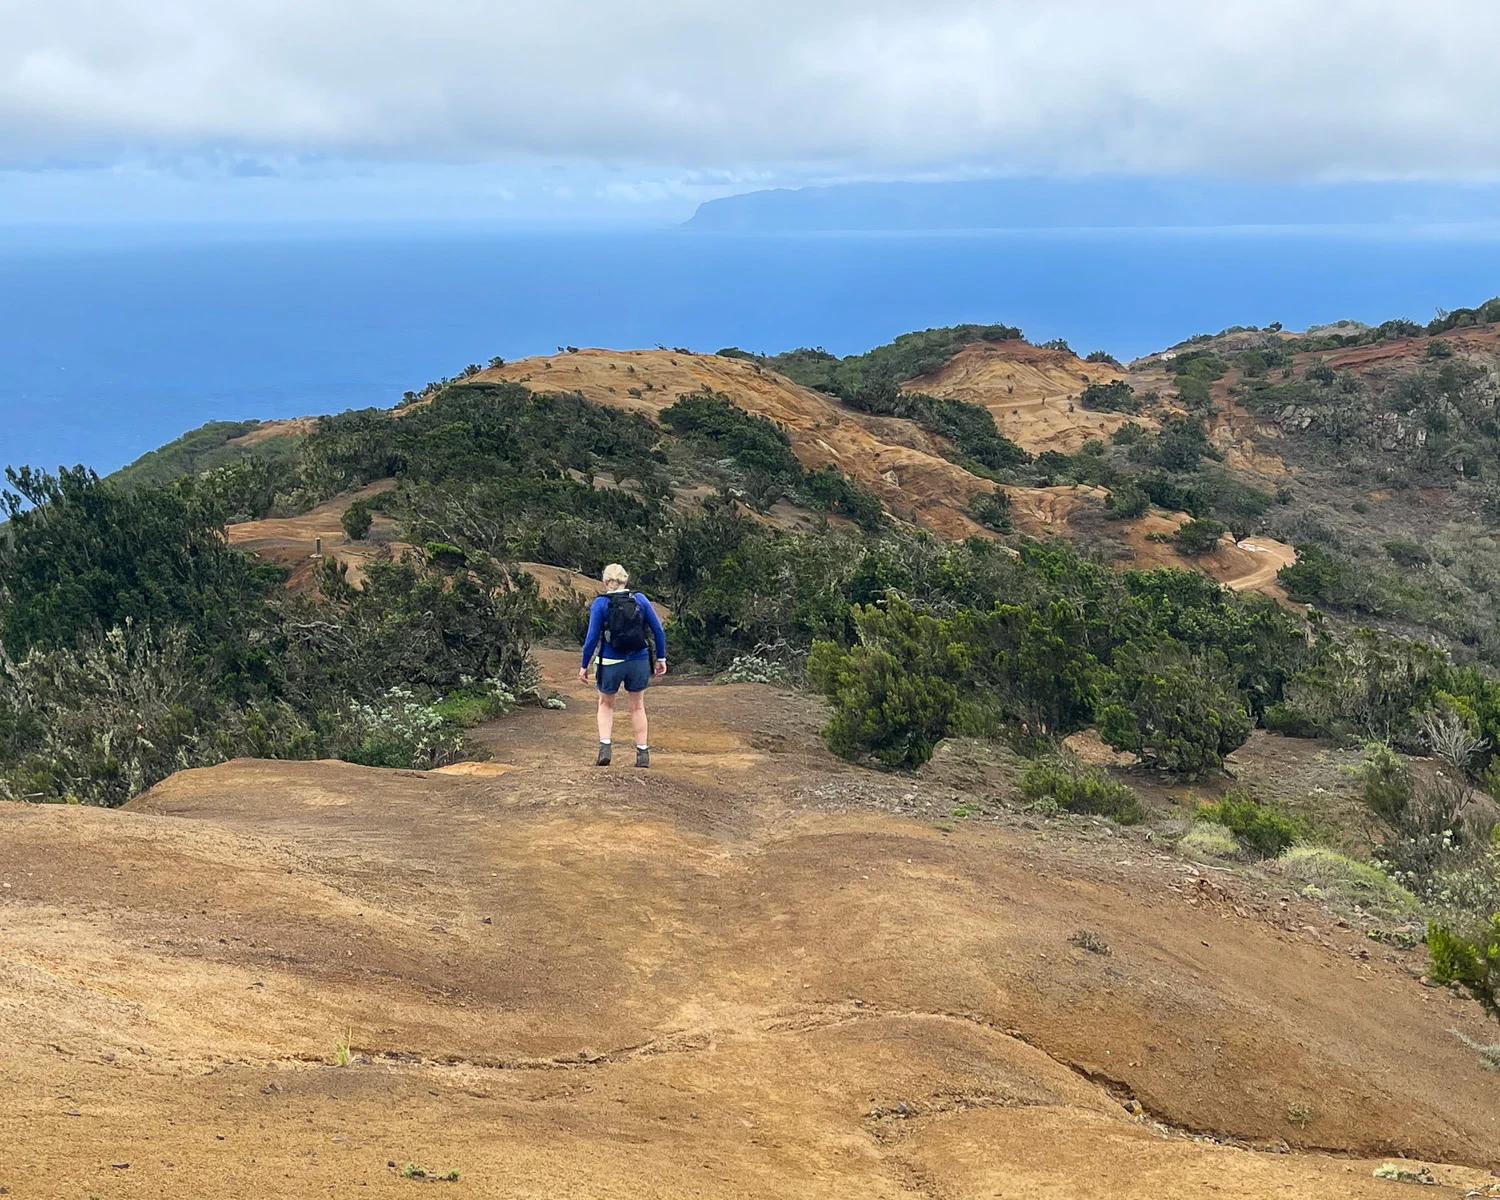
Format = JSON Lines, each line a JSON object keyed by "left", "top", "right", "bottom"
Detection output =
{"left": 600, "top": 739, "right": 611, "bottom": 745}
{"left": 637, "top": 744, "right": 648, "bottom": 750}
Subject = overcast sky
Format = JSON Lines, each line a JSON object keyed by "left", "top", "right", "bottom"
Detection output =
{"left": 5, "top": 0, "right": 1500, "bottom": 223}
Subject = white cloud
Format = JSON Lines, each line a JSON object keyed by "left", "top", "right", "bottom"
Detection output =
{"left": 2, "top": 0, "right": 1499, "bottom": 177}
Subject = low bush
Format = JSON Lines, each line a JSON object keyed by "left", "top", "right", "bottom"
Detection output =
{"left": 1079, "top": 380, "right": 1140, "bottom": 414}
{"left": 1096, "top": 643, "right": 1252, "bottom": 777}
{"left": 341, "top": 499, "right": 374, "bottom": 541}
{"left": 1277, "top": 846, "right": 1419, "bottom": 919}
{"left": 806, "top": 598, "right": 965, "bottom": 769}
{"left": 429, "top": 677, "right": 519, "bottom": 727}
{"left": 1196, "top": 789, "right": 1310, "bottom": 859}
{"left": 1428, "top": 916, "right": 1500, "bottom": 1024}
{"left": 1019, "top": 758, "right": 1145, "bottom": 824}
{"left": 660, "top": 391, "right": 802, "bottom": 479}
{"left": 801, "top": 465, "right": 886, "bottom": 531}
{"left": 341, "top": 686, "right": 473, "bottom": 770}
{"left": 968, "top": 489, "right": 1013, "bottom": 532}
{"left": 1104, "top": 480, "right": 1149, "bottom": 520}
{"left": 1172, "top": 517, "right": 1228, "bottom": 556}
{"left": 1178, "top": 821, "right": 1240, "bottom": 858}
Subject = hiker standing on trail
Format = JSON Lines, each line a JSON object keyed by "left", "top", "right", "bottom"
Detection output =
{"left": 579, "top": 563, "right": 667, "bottom": 768}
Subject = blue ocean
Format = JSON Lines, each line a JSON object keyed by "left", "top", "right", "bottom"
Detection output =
{"left": 4, "top": 222, "right": 1500, "bottom": 475}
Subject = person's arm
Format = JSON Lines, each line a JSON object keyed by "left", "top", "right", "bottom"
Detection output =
{"left": 579, "top": 597, "right": 605, "bottom": 679}
{"left": 638, "top": 594, "right": 668, "bottom": 674}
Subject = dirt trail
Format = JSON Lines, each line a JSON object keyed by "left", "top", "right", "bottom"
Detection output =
{"left": 5, "top": 651, "right": 1495, "bottom": 1197}
{"left": 1223, "top": 537, "right": 1299, "bottom": 593}
{"left": 227, "top": 479, "right": 403, "bottom": 591}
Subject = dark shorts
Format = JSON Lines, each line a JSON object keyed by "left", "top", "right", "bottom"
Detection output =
{"left": 597, "top": 657, "right": 651, "bottom": 695}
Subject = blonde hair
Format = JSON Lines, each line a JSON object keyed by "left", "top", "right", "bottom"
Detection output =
{"left": 602, "top": 562, "right": 630, "bottom": 588}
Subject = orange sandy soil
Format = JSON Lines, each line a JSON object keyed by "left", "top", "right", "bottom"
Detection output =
{"left": 477, "top": 349, "right": 995, "bottom": 540}
{"left": 473, "top": 348, "right": 1296, "bottom": 596}
{"left": 2, "top": 649, "right": 1497, "bottom": 1198}
{"left": 225, "top": 416, "right": 321, "bottom": 448}
{"left": 226, "top": 479, "right": 404, "bottom": 591}
{"left": 906, "top": 340, "right": 1145, "bottom": 455}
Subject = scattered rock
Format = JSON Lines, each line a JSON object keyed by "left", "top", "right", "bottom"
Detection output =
{"left": 1062, "top": 729, "right": 1137, "bottom": 767}
{"left": 1372, "top": 1162, "right": 1437, "bottom": 1185}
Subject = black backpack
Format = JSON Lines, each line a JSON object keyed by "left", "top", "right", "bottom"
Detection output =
{"left": 603, "top": 592, "right": 649, "bottom": 656}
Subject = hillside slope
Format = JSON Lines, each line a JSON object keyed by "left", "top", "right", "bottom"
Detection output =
{"left": 473, "top": 348, "right": 1294, "bottom": 594}
{"left": 904, "top": 339, "right": 1140, "bottom": 454}
{"left": 477, "top": 348, "right": 994, "bottom": 539}
{"left": 2, "top": 649, "right": 1496, "bottom": 1198}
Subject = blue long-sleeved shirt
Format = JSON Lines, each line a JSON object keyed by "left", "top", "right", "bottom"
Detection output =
{"left": 581, "top": 590, "right": 667, "bottom": 666}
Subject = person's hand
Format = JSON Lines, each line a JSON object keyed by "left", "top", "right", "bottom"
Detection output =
{"left": 578, "top": 667, "right": 589, "bottom": 684}
{"left": 654, "top": 659, "right": 667, "bottom": 677}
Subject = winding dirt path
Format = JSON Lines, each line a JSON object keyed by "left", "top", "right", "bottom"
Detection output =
{"left": 1223, "top": 537, "right": 1298, "bottom": 593}
{"left": 0, "top": 650, "right": 1495, "bottom": 1197}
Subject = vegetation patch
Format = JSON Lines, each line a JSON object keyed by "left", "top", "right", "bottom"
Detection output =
{"left": 1277, "top": 846, "right": 1419, "bottom": 919}
{"left": 1196, "top": 789, "right": 1310, "bottom": 859}
{"left": 1078, "top": 380, "right": 1140, "bottom": 414}
{"left": 1018, "top": 758, "right": 1145, "bottom": 824}
{"left": 1178, "top": 821, "right": 1240, "bottom": 859}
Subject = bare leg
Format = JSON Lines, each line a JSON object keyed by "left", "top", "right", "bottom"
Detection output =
{"left": 627, "top": 689, "right": 648, "bottom": 748}
{"left": 596, "top": 691, "right": 615, "bottom": 742}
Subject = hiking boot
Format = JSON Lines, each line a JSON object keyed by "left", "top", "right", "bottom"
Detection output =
{"left": 635, "top": 746, "right": 650, "bottom": 769}
{"left": 595, "top": 742, "right": 612, "bottom": 767}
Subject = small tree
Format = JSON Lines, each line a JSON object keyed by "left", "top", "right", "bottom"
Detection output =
{"left": 341, "top": 499, "right": 373, "bottom": 541}
{"left": 1172, "top": 517, "right": 1227, "bottom": 556}
{"left": 968, "top": 489, "right": 1012, "bottom": 532}
{"left": 1097, "top": 643, "right": 1251, "bottom": 777}
{"left": 806, "top": 597, "right": 967, "bottom": 769}
{"left": 1078, "top": 380, "right": 1140, "bottom": 414}
{"left": 1104, "top": 481, "right": 1149, "bottom": 520}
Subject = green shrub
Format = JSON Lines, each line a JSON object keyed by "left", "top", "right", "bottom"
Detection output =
{"left": 1019, "top": 757, "right": 1145, "bottom": 824}
{"left": 807, "top": 598, "right": 967, "bottom": 769}
{"left": 1426, "top": 339, "right": 1454, "bottom": 359}
{"left": 341, "top": 499, "right": 373, "bottom": 541}
{"left": 802, "top": 465, "right": 886, "bottom": 531}
{"left": 430, "top": 677, "right": 518, "bottom": 727}
{"left": 1196, "top": 789, "right": 1310, "bottom": 859}
{"left": 660, "top": 391, "right": 802, "bottom": 479}
{"left": 1384, "top": 539, "right": 1431, "bottom": 569}
{"left": 424, "top": 541, "right": 466, "bottom": 568}
{"left": 1278, "top": 847, "right": 1419, "bottom": 919}
{"left": 1097, "top": 643, "right": 1251, "bottom": 777}
{"left": 1079, "top": 380, "right": 1140, "bottom": 414}
{"left": 969, "top": 489, "right": 1013, "bottom": 532}
{"left": 1262, "top": 702, "right": 1317, "bottom": 738}
{"left": 841, "top": 386, "right": 1028, "bottom": 473}
{"left": 1174, "top": 375, "right": 1212, "bottom": 410}
{"left": 341, "top": 686, "right": 471, "bottom": 770}
{"left": 1179, "top": 821, "right": 1240, "bottom": 858}
{"left": 808, "top": 640, "right": 958, "bottom": 770}
{"left": 1428, "top": 916, "right": 1500, "bottom": 1023}
{"left": 1104, "top": 481, "right": 1149, "bottom": 520}
{"left": 1172, "top": 517, "right": 1228, "bottom": 556}
{"left": 763, "top": 323, "right": 1023, "bottom": 398}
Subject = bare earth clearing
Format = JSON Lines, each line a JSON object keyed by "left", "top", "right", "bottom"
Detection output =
{"left": 2, "top": 649, "right": 1497, "bottom": 1197}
